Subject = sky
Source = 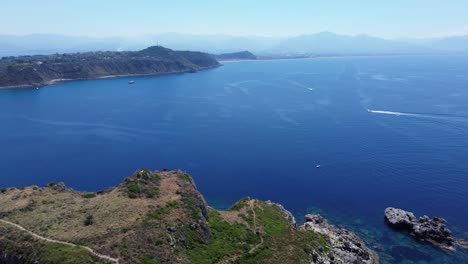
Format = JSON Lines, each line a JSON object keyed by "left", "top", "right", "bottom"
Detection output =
{"left": 2, "top": 0, "right": 468, "bottom": 39}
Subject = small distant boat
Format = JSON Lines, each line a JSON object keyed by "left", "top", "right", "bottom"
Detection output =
{"left": 316, "top": 165, "right": 321, "bottom": 168}
{"left": 128, "top": 80, "right": 135, "bottom": 84}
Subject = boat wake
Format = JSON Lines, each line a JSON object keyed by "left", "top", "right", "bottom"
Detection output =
{"left": 367, "top": 109, "right": 468, "bottom": 123}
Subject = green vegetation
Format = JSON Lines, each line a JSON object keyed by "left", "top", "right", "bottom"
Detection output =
{"left": 0, "top": 188, "right": 6, "bottom": 193}
{"left": 255, "top": 204, "right": 288, "bottom": 236}
{"left": 229, "top": 197, "right": 250, "bottom": 211}
{"left": 44, "top": 244, "right": 103, "bottom": 264}
{"left": 235, "top": 245, "right": 273, "bottom": 264}
{"left": 179, "top": 173, "right": 191, "bottom": 182}
{"left": 187, "top": 210, "right": 259, "bottom": 264}
{"left": 124, "top": 169, "right": 161, "bottom": 199}
{"left": 0, "top": 225, "right": 106, "bottom": 264}
{"left": 146, "top": 200, "right": 182, "bottom": 221}
{"left": 81, "top": 193, "right": 96, "bottom": 199}
{"left": 139, "top": 256, "right": 160, "bottom": 264}
{"left": 187, "top": 200, "right": 330, "bottom": 264}
{"left": 126, "top": 183, "right": 141, "bottom": 199}
{"left": 181, "top": 192, "right": 203, "bottom": 220}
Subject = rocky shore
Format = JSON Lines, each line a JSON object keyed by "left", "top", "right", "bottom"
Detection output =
{"left": 384, "top": 207, "right": 468, "bottom": 251}
{"left": 301, "top": 214, "right": 379, "bottom": 264}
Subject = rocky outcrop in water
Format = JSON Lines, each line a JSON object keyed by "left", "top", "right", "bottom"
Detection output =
{"left": 384, "top": 207, "right": 468, "bottom": 251}
{"left": 301, "top": 214, "right": 379, "bottom": 264}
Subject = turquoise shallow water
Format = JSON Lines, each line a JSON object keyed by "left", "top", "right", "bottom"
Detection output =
{"left": 1, "top": 55, "right": 468, "bottom": 263}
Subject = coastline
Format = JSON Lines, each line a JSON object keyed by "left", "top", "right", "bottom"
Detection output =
{"left": 219, "top": 52, "right": 446, "bottom": 64}
{"left": 0, "top": 169, "right": 379, "bottom": 264}
{"left": 0, "top": 64, "right": 221, "bottom": 90}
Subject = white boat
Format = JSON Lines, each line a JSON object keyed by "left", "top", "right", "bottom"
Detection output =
{"left": 316, "top": 165, "right": 321, "bottom": 168}
{"left": 128, "top": 80, "right": 135, "bottom": 84}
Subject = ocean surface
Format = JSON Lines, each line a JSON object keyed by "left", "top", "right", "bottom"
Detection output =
{"left": 1, "top": 55, "right": 468, "bottom": 263}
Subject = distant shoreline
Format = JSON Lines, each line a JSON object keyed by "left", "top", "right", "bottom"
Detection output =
{"left": 0, "top": 65, "right": 220, "bottom": 90}
{"left": 220, "top": 52, "right": 447, "bottom": 63}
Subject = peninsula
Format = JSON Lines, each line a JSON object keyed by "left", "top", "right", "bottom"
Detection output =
{"left": 0, "top": 46, "right": 220, "bottom": 89}
{"left": 211, "top": 51, "right": 257, "bottom": 61}
{"left": 0, "top": 169, "right": 378, "bottom": 264}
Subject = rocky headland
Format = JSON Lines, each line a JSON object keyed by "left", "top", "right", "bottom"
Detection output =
{"left": 384, "top": 207, "right": 468, "bottom": 251}
{"left": 0, "top": 46, "right": 220, "bottom": 89}
{"left": 211, "top": 51, "right": 257, "bottom": 61}
{"left": 0, "top": 168, "right": 378, "bottom": 264}
{"left": 301, "top": 214, "right": 379, "bottom": 264}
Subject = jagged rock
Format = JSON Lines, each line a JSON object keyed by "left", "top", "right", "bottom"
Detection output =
{"left": 384, "top": 207, "right": 468, "bottom": 251}
{"left": 301, "top": 214, "right": 379, "bottom": 264}
{"left": 384, "top": 208, "right": 416, "bottom": 229}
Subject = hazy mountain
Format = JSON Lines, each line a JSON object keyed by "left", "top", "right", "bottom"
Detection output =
{"left": 269, "top": 32, "right": 430, "bottom": 55}
{"left": 0, "top": 34, "right": 143, "bottom": 56}
{"left": 146, "top": 33, "right": 281, "bottom": 53}
{"left": 1, "top": 32, "right": 468, "bottom": 57}
{"left": 424, "top": 35, "right": 468, "bottom": 52}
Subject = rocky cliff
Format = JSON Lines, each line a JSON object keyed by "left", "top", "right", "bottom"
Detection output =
{"left": 0, "top": 46, "right": 220, "bottom": 88}
{"left": 0, "top": 169, "right": 378, "bottom": 263}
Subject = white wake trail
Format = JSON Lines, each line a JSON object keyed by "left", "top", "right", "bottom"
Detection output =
{"left": 367, "top": 109, "right": 421, "bottom": 117}
{"left": 367, "top": 109, "right": 468, "bottom": 123}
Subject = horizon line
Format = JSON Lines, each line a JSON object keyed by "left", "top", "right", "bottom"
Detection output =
{"left": 1, "top": 31, "right": 468, "bottom": 41}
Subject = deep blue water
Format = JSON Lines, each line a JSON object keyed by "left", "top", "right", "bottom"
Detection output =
{"left": 1, "top": 55, "right": 468, "bottom": 263}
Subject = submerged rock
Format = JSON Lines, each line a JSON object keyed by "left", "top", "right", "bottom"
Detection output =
{"left": 384, "top": 207, "right": 468, "bottom": 251}
{"left": 301, "top": 214, "right": 379, "bottom": 264}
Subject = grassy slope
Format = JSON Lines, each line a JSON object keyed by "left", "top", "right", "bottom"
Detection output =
{"left": 188, "top": 199, "right": 330, "bottom": 264}
{"left": 0, "top": 170, "right": 330, "bottom": 264}
{"left": 0, "top": 224, "right": 108, "bottom": 263}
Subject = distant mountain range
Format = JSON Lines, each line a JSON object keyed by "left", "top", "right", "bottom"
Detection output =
{"left": 1, "top": 32, "right": 468, "bottom": 56}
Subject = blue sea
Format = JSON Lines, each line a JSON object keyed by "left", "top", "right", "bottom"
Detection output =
{"left": 1, "top": 55, "right": 468, "bottom": 263}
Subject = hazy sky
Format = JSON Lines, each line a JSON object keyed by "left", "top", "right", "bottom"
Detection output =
{"left": 2, "top": 0, "right": 468, "bottom": 39}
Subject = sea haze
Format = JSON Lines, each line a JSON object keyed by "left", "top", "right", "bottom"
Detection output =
{"left": 1, "top": 55, "right": 468, "bottom": 263}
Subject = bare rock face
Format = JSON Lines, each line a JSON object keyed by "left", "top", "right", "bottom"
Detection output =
{"left": 384, "top": 208, "right": 416, "bottom": 229}
{"left": 301, "top": 214, "right": 379, "bottom": 264}
{"left": 384, "top": 207, "right": 468, "bottom": 251}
